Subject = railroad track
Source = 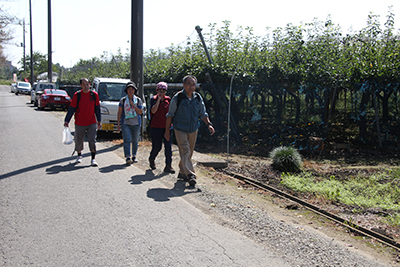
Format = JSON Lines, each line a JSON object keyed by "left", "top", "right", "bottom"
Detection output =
{"left": 224, "top": 170, "right": 400, "bottom": 252}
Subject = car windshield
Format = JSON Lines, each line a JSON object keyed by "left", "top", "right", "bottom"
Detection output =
{"left": 98, "top": 82, "right": 126, "bottom": 101}
{"left": 39, "top": 84, "right": 56, "bottom": 89}
{"left": 18, "top": 83, "right": 30, "bottom": 87}
{"left": 44, "top": 89, "right": 67, "bottom": 95}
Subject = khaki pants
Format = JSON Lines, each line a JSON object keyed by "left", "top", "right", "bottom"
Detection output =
{"left": 174, "top": 129, "right": 198, "bottom": 176}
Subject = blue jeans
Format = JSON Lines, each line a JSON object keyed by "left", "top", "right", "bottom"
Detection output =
{"left": 149, "top": 127, "right": 172, "bottom": 164}
{"left": 121, "top": 124, "right": 140, "bottom": 158}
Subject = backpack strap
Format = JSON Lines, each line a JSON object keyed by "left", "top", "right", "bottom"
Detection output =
{"left": 76, "top": 90, "right": 96, "bottom": 110}
{"left": 176, "top": 91, "right": 200, "bottom": 111}
{"left": 76, "top": 90, "right": 82, "bottom": 109}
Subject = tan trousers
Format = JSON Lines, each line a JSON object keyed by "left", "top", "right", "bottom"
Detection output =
{"left": 174, "top": 129, "right": 198, "bottom": 176}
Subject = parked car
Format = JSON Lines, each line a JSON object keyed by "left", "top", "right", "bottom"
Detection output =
{"left": 15, "top": 81, "right": 32, "bottom": 95}
{"left": 91, "top": 77, "right": 132, "bottom": 132}
{"left": 37, "top": 89, "right": 71, "bottom": 110}
{"left": 32, "top": 82, "right": 56, "bottom": 106}
{"left": 30, "top": 82, "right": 37, "bottom": 103}
{"left": 10, "top": 83, "right": 16, "bottom": 93}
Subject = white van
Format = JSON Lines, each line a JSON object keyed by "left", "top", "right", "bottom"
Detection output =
{"left": 91, "top": 77, "right": 146, "bottom": 132}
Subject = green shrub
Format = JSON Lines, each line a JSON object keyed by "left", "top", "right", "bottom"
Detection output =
{"left": 270, "top": 146, "right": 302, "bottom": 172}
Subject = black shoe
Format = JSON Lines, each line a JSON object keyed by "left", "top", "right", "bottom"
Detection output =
{"left": 163, "top": 164, "right": 175, "bottom": 174}
{"left": 149, "top": 159, "right": 156, "bottom": 170}
{"left": 126, "top": 157, "right": 133, "bottom": 165}
{"left": 187, "top": 174, "right": 197, "bottom": 186}
{"left": 177, "top": 173, "right": 188, "bottom": 180}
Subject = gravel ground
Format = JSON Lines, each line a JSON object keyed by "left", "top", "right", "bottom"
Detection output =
{"left": 98, "top": 135, "right": 399, "bottom": 267}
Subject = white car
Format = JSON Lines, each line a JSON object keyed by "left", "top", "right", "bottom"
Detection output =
{"left": 10, "top": 83, "right": 16, "bottom": 93}
{"left": 15, "top": 81, "right": 32, "bottom": 95}
{"left": 91, "top": 77, "right": 147, "bottom": 132}
{"left": 91, "top": 77, "right": 131, "bottom": 132}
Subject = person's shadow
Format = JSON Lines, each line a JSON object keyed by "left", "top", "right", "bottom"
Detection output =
{"left": 46, "top": 162, "right": 89, "bottom": 174}
{"left": 99, "top": 164, "right": 128, "bottom": 173}
{"left": 129, "top": 169, "right": 159, "bottom": 184}
{"left": 146, "top": 180, "right": 199, "bottom": 202}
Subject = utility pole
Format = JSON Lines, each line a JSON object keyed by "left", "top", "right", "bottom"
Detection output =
{"left": 131, "top": 0, "right": 144, "bottom": 134}
{"left": 195, "top": 25, "right": 213, "bottom": 65}
{"left": 131, "top": 0, "right": 143, "bottom": 97}
{"left": 22, "top": 18, "right": 26, "bottom": 71}
{"left": 47, "top": 0, "right": 52, "bottom": 83}
{"left": 29, "top": 0, "right": 33, "bottom": 84}
{"left": 13, "top": 19, "right": 26, "bottom": 73}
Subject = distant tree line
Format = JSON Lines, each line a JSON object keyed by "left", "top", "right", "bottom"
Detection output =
{"left": 6, "top": 7, "right": 400, "bottom": 149}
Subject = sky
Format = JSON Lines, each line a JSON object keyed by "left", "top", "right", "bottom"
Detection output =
{"left": 2, "top": 0, "right": 399, "bottom": 69}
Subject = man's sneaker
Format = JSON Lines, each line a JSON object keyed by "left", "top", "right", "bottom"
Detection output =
{"left": 126, "top": 157, "right": 133, "bottom": 165}
{"left": 163, "top": 164, "right": 175, "bottom": 174}
{"left": 91, "top": 159, "right": 98, "bottom": 167}
{"left": 133, "top": 157, "right": 138, "bottom": 163}
{"left": 149, "top": 159, "right": 156, "bottom": 170}
{"left": 188, "top": 174, "right": 197, "bottom": 186}
{"left": 75, "top": 155, "right": 83, "bottom": 164}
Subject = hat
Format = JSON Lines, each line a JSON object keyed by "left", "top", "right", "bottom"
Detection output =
{"left": 156, "top": 82, "right": 168, "bottom": 91}
{"left": 124, "top": 82, "right": 137, "bottom": 94}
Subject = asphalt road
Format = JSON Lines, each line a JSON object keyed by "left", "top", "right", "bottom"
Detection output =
{"left": 0, "top": 85, "right": 290, "bottom": 266}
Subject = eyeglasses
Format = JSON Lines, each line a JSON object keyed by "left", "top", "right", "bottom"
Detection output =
{"left": 157, "top": 89, "right": 166, "bottom": 92}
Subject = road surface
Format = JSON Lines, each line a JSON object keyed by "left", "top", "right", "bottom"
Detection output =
{"left": 0, "top": 85, "right": 289, "bottom": 266}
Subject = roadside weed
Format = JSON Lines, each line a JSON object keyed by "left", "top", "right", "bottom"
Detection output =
{"left": 270, "top": 146, "right": 302, "bottom": 172}
{"left": 281, "top": 169, "right": 400, "bottom": 225}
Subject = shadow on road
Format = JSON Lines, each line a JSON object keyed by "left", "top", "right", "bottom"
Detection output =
{"left": 146, "top": 180, "right": 199, "bottom": 202}
{"left": 128, "top": 170, "right": 198, "bottom": 202}
{"left": 98, "top": 163, "right": 129, "bottom": 173}
{"left": 129, "top": 169, "right": 165, "bottom": 185}
{"left": 46, "top": 162, "right": 90, "bottom": 174}
{"left": 0, "top": 144, "right": 121, "bottom": 180}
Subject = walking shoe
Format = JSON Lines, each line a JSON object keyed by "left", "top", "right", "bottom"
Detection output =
{"left": 126, "top": 157, "right": 133, "bottom": 165}
{"left": 91, "top": 159, "right": 98, "bottom": 167}
{"left": 187, "top": 174, "right": 197, "bottom": 186}
{"left": 75, "top": 155, "right": 83, "bottom": 164}
{"left": 149, "top": 159, "right": 156, "bottom": 170}
{"left": 163, "top": 164, "right": 175, "bottom": 174}
{"left": 133, "top": 157, "right": 138, "bottom": 163}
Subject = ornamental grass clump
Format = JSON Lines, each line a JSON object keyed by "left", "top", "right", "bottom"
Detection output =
{"left": 270, "top": 146, "right": 302, "bottom": 173}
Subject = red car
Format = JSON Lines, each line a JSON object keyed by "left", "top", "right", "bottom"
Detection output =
{"left": 38, "top": 89, "right": 71, "bottom": 110}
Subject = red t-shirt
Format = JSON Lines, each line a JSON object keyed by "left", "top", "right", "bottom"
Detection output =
{"left": 150, "top": 95, "right": 170, "bottom": 128}
{"left": 70, "top": 91, "right": 100, "bottom": 126}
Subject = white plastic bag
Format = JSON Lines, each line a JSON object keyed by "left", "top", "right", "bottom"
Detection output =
{"left": 62, "top": 127, "right": 73, "bottom": 145}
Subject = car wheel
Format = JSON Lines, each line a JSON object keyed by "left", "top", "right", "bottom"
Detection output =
{"left": 34, "top": 100, "right": 38, "bottom": 107}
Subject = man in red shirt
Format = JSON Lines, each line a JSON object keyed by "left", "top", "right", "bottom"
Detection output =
{"left": 148, "top": 82, "right": 175, "bottom": 173}
{"left": 64, "top": 78, "right": 101, "bottom": 166}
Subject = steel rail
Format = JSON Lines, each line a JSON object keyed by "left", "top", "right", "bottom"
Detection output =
{"left": 225, "top": 170, "right": 400, "bottom": 251}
